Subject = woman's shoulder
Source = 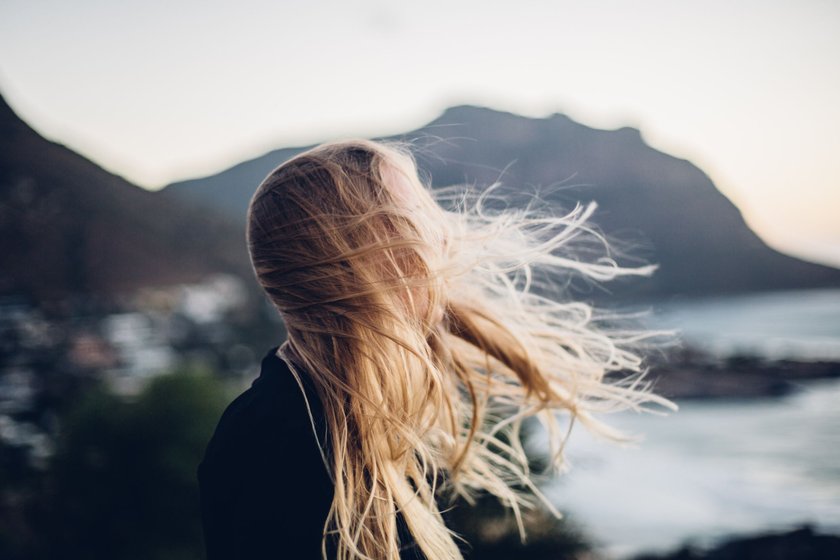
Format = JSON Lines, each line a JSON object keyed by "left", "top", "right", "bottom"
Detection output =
{"left": 198, "top": 344, "right": 329, "bottom": 480}
{"left": 198, "top": 345, "right": 335, "bottom": 559}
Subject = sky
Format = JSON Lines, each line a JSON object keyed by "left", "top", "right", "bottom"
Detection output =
{"left": 1, "top": 0, "right": 838, "bottom": 266}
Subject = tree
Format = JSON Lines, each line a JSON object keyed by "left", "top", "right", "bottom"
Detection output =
{"left": 43, "top": 369, "right": 230, "bottom": 560}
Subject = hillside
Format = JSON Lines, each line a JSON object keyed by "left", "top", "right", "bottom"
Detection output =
{"left": 165, "top": 105, "right": 840, "bottom": 299}
{"left": 0, "top": 95, "right": 251, "bottom": 303}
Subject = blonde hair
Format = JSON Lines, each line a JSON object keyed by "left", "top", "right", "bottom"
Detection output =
{"left": 246, "top": 138, "right": 675, "bottom": 560}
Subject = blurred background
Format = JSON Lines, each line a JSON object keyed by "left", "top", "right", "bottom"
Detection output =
{"left": 1, "top": 1, "right": 838, "bottom": 559}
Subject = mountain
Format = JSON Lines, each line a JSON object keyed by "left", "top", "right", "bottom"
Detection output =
{"left": 0, "top": 95, "right": 251, "bottom": 304}
{"left": 165, "top": 105, "right": 840, "bottom": 300}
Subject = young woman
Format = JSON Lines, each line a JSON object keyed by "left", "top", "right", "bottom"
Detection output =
{"left": 198, "top": 139, "right": 674, "bottom": 560}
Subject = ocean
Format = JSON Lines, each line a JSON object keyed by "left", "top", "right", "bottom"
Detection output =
{"left": 536, "top": 288, "right": 840, "bottom": 557}
{"left": 646, "top": 288, "right": 840, "bottom": 361}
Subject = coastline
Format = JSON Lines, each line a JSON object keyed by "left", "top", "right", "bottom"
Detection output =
{"left": 648, "top": 347, "right": 840, "bottom": 400}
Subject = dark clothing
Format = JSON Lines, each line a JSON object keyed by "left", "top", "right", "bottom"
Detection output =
{"left": 197, "top": 345, "right": 333, "bottom": 559}
{"left": 197, "top": 345, "right": 425, "bottom": 559}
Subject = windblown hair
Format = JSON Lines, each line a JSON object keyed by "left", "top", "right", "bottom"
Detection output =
{"left": 246, "top": 138, "right": 675, "bottom": 560}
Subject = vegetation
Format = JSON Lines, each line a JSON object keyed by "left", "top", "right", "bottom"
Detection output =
{"left": 445, "top": 493, "right": 591, "bottom": 560}
{"left": 0, "top": 367, "right": 596, "bottom": 560}
{"left": 0, "top": 369, "right": 230, "bottom": 560}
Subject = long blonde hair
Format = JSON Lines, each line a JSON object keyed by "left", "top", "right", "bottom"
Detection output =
{"left": 246, "top": 138, "right": 675, "bottom": 560}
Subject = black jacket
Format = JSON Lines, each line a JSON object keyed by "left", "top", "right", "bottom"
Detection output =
{"left": 197, "top": 345, "right": 425, "bottom": 559}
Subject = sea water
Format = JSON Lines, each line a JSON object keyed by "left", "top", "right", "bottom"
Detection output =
{"left": 647, "top": 288, "right": 840, "bottom": 361}
{"left": 537, "top": 288, "right": 840, "bottom": 557}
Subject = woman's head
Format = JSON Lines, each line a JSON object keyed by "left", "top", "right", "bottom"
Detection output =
{"left": 246, "top": 138, "right": 675, "bottom": 560}
{"left": 248, "top": 139, "right": 447, "bottom": 337}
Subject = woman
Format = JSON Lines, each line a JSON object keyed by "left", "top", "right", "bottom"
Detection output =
{"left": 198, "top": 139, "right": 675, "bottom": 560}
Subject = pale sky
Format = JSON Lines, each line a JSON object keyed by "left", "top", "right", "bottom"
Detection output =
{"left": 1, "top": 0, "right": 838, "bottom": 266}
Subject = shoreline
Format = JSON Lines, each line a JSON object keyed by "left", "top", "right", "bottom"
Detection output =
{"left": 629, "top": 524, "right": 840, "bottom": 560}
{"left": 647, "top": 347, "right": 840, "bottom": 400}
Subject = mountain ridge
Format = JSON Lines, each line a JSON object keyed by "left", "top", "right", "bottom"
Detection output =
{"left": 0, "top": 94, "right": 251, "bottom": 304}
{"left": 3, "top": 92, "right": 835, "bottom": 304}
{"left": 164, "top": 104, "right": 840, "bottom": 299}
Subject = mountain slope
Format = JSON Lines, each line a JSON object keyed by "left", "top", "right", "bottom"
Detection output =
{"left": 165, "top": 105, "right": 840, "bottom": 299}
{"left": 0, "top": 95, "right": 250, "bottom": 303}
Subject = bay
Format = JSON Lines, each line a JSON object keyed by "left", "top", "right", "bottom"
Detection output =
{"left": 534, "top": 287, "right": 840, "bottom": 557}
{"left": 646, "top": 288, "right": 840, "bottom": 361}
